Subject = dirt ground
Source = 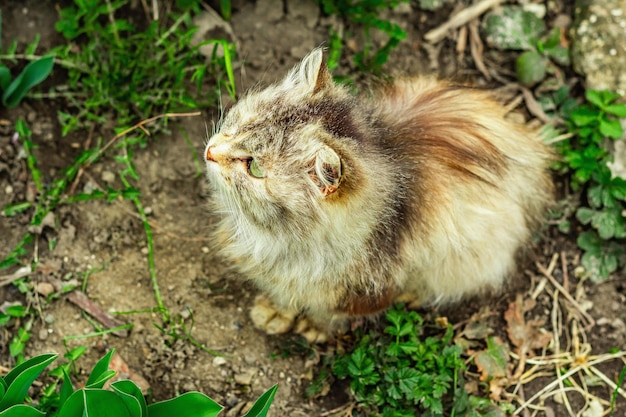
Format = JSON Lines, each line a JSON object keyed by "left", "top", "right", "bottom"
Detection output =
{"left": 1, "top": 1, "right": 626, "bottom": 416}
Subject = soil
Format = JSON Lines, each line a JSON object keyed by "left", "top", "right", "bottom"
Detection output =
{"left": 1, "top": 1, "right": 625, "bottom": 416}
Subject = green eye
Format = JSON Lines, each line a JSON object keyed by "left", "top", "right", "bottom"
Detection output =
{"left": 247, "top": 158, "right": 266, "bottom": 178}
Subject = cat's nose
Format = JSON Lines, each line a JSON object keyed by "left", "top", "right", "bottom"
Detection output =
{"left": 206, "top": 146, "right": 215, "bottom": 162}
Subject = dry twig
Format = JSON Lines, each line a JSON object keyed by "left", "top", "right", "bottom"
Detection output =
{"left": 424, "top": 0, "right": 506, "bottom": 43}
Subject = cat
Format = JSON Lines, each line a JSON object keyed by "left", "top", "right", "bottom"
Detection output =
{"left": 204, "top": 48, "right": 553, "bottom": 343}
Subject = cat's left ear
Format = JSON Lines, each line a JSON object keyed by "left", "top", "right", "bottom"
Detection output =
{"left": 313, "top": 144, "right": 342, "bottom": 197}
{"left": 292, "top": 48, "right": 333, "bottom": 95}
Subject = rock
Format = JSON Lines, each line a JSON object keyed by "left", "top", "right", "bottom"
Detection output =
{"left": 570, "top": 0, "right": 626, "bottom": 96}
{"left": 212, "top": 356, "right": 227, "bottom": 367}
{"left": 234, "top": 368, "right": 255, "bottom": 385}
{"left": 101, "top": 170, "right": 116, "bottom": 183}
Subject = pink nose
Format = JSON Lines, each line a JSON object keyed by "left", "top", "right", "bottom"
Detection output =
{"left": 206, "top": 146, "right": 215, "bottom": 162}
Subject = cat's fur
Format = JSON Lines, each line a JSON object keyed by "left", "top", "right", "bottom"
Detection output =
{"left": 204, "top": 49, "right": 553, "bottom": 342}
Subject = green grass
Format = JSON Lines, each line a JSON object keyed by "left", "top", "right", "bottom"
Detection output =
{"left": 311, "top": 305, "right": 503, "bottom": 417}
{"left": 0, "top": 0, "right": 236, "bottom": 365}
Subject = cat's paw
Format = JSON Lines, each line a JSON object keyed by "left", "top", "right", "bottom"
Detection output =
{"left": 294, "top": 318, "right": 329, "bottom": 344}
{"left": 250, "top": 296, "right": 296, "bottom": 335}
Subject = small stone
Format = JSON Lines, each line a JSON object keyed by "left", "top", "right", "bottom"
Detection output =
{"left": 4, "top": 185, "right": 13, "bottom": 194}
{"left": 26, "top": 111, "right": 37, "bottom": 122}
{"left": 234, "top": 369, "right": 255, "bottom": 385}
{"left": 35, "top": 282, "right": 55, "bottom": 297}
{"left": 143, "top": 206, "right": 153, "bottom": 215}
{"left": 101, "top": 170, "right": 116, "bottom": 183}
{"left": 38, "top": 328, "right": 48, "bottom": 340}
{"left": 213, "top": 356, "right": 227, "bottom": 367}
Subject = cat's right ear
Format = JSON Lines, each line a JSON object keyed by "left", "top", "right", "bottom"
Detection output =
{"left": 287, "top": 48, "right": 333, "bottom": 95}
{"left": 312, "top": 144, "right": 342, "bottom": 197}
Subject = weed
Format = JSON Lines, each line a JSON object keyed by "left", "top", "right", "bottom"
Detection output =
{"left": 0, "top": 12, "right": 55, "bottom": 108}
{"left": 329, "top": 305, "right": 502, "bottom": 416}
{"left": 317, "top": 0, "right": 409, "bottom": 73}
{"left": 50, "top": 0, "right": 235, "bottom": 137}
{"left": 554, "top": 90, "right": 626, "bottom": 279}
{"left": 0, "top": 350, "right": 277, "bottom": 417}
{"left": 483, "top": 6, "right": 569, "bottom": 86}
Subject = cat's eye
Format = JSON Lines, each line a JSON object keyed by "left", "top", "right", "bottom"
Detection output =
{"left": 247, "top": 158, "right": 266, "bottom": 178}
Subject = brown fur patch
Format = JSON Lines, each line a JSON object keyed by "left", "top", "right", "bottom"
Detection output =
{"left": 338, "top": 285, "right": 396, "bottom": 317}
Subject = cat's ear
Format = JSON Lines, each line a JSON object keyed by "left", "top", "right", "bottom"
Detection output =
{"left": 287, "top": 48, "right": 333, "bottom": 95}
{"left": 313, "top": 144, "right": 342, "bottom": 197}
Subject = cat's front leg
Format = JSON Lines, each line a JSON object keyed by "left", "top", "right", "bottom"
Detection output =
{"left": 249, "top": 294, "right": 334, "bottom": 343}
{"left": 250, "top": 294, "right": 297, "bottom": 335}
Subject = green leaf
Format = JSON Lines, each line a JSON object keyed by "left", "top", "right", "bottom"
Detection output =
{"left": 0, "top": 404, "right": 46, "bottom": 417}
{"left": 110, "top": 381, "right": 145, "bottom": 417}
{"left": 2, "top": 55, "right": 54, "bottom": 108}
{"left": 516, "top": 50, "right": 547, "bottom": 86}
{"left": 58, "top": 369, "right": 74, "bottom": 410}
{"left": 585, "top": 90, "right": 605, "bottom": 109}
{"left": 599, "top": 117, "right": 623, "bottom": 139}
{"left": 58, "top": 389, "right": 133, "bottom": 417}
{"left": 483, "top": 6, "right": 545, "bottom": 50}
{"left": 0, "top": 354, "right": 58, "bottom": 410}
{"left": 147, "top": 392, "right": 223, "bottom": 417}
{"left": 569, "top": 105, "right": 599, "bottom": 127}
{"left": 474, "top": 337, "right": 508, "bottom": 380}
{"left": 604, "top": 103, "right": 626, "bottom": 117}
{"left": 85, "top": 350, "right": 115, "bottom": 388}
{"left": 241, "top": 384, "right": 278, "bottom": 417}
{"left": 576, "top": 207, "right": 595, "bottom": 224}
{"left": 0, "top": 65, "right": 11, "bottom": 91}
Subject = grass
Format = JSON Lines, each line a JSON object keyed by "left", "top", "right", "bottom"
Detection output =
{"left": 1, "top": 0, "right": 626, "bottom": 416}
{"left": 0, "top": 0, "right": 235, "bottom": 363}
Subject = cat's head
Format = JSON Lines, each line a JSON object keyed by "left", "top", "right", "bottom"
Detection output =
{"left": 205, "top": 49, "right": 368, "bottom": 232}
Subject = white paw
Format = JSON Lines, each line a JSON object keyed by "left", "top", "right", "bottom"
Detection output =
{"left": 250, "top": 296, "right": 295, "bottom": 335}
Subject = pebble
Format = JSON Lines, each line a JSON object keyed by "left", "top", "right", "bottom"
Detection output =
{"left": 5, "top": 185, "right": 13, "bottom": 194}
{"left": 35, "top": 282, "right": 56, "bottom": 297}
{"left": 38, "top": 329, "right": 48, "bottom": 340}
{"left": 101, "top": 170, "right": 116, "bottom": 183}
{"left": 234, "top": 369, "right": 255, "bottom": 385}
{"left": 213, "top": 356, "right": 227, "bottom": 367}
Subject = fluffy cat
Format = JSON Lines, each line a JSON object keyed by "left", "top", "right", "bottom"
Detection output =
{"left": 204, "top": 49, "right": 553, "bottom": 342}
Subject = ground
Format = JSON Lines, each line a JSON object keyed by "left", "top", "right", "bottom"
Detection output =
{"left": 1, "top": 1, "right": 625, "bottom": 416}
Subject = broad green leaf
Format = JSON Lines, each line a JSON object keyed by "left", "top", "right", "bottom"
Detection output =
{"left": 577, "top": 231, "right": 603, "bottom": 253}
{"left": 85, "top": 370, "right": 116, "bottom": 389}
{"left": 111, "top": 380, "right": 147, "bottom": 417}
{"left": 474, "top": 337, "right": 508, "bottom": 380}
{"left": 569, "top": 105, "right": 599, "bottom": 127}
{"left": 591, "top": 209, "right": 625, "bottom": 239}
{"left": 147, "top": 392, "right": 223, "bottom": 417}
{"left": 604, "top": 103, "right": 626, "bottom": 117}
{"left": 576, "top": 207, "right": 595, "bottom": 224}
{"left": 483, "top": 6, "right": 545, "bottom": 50}
{"left": 0, "top": 65, "right": 11, "bottom": 91}
{"left": 516, "top": 50, "right": 546, "bottom": 86}
{"left": 0, "top": 354, "right": 57, "bottom": 410}
{"left": 544, "top": 45, "right": 570, "bottom": 66}
{"left": 58, "top": 369, "right": 74, "bottom": 410}
{"left": 58, "top": 389, "right": 133, "bottom": 417}
{"left": 86, "top": 350, "right": 115, "bottom": 388}
{"left": 585, "top": 90, "right": 605, "bottom": 109}
{"left": 241, "top": 384, "right": 278, "bottom": 417}
{"left": 2, "top": 55, "right": 54, "bottom": 108}
{"left": 599, "top": 117, "right": 623, "bottom": 139}
{"left": 0, "top": 404, "right": 46, "bottom": 417}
